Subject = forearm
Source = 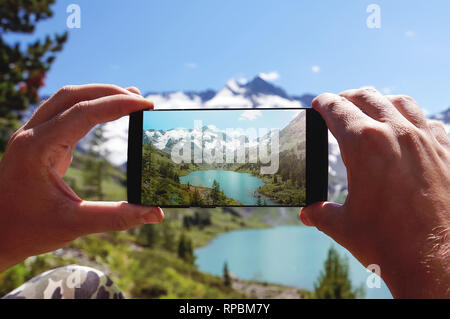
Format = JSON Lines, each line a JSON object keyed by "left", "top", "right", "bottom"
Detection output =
{"left": 381, "top": 226, "right": 450, "bottom": 298}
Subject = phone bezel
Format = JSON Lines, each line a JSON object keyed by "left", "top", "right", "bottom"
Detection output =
{"left": 127, "top": 108, "right": 328, "bottom": 207}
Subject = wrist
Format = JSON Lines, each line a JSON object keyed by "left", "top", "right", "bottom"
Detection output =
{"left": 379, "top": 227, "right": 450, "bottom": 298}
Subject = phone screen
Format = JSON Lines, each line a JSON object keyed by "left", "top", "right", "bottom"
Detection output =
{"left": 140, "top": 109, "right": 306, "bottom": 207}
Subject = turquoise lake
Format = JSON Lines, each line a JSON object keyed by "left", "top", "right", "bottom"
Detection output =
{"left": 195, "top": 225, "right": 393, "bottom": 299}
{"left": 179, "top": 170, "right": 277, "bottom": 205}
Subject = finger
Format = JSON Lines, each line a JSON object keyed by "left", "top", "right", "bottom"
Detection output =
{"left": 74, "top": 201, "right": 164, "bottom": 234}
{"left": 36, "top": 94, "right": 154, "bottom": 147}
{"left": 385, "top": 95, "right": 429, "bottom": 129}
{"left": 24, "top": 84, "right": 141, "bottom": 129}
{"left": 428, "top": 120, "right": 450, "bottom": 150}
{"left": 126, "top": 86, "right": 141, "bottom": 95}
{"left": 300, "top": 202, "right": 346, "bottom": 240}
{"left": 339, "top": 87, "right": 403, "bottom": 123}
{"left": 312, "top": 93, "right": 374, "bottom": 141}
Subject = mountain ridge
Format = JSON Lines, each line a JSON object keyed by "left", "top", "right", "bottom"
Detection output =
{"left": 20, "top": 77, "right": 450, "bottom": 203}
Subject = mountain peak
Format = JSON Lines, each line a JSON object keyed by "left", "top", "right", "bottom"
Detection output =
{"left": 225, "top": 78, "right": 245, "bottom": 94}
{"left": 430, "top": 106, "right": 450, "bottom": 122}
{"left": 243, "top": 75, "right": 289, "bottom": 99}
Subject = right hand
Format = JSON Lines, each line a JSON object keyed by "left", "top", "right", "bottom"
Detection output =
{"left": 300, "top": 88, "right": 450, "bottom": 298}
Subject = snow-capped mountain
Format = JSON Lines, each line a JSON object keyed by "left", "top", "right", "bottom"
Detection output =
{"left": 94, "top": 75, "right": 313, "bottom": 166}
{"left": 430, "top": 107, "right": 450, "bottom": 134}
{"left": 143, "top": 125, "right": 252, "bottom": 158}
{"left": 145, "top": 76, "right": 312, "bottom": 109}
{"left": 142, "top": 111, "right": 305, "bottom": 164}
{"left": 21, "top": 77, "right": 450, "bottom": 203}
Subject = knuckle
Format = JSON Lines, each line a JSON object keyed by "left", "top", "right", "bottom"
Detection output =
{"left": 10, "top": 129, "right": 33, "bottom": 148}
{"left": 394, "top": 124, "right": 428, "bottom": 149}
{"left": 396, "top": 124, "right": 420, "bottom": 139}
{"left": 56, "top": 85, "right": 77, "bottom": 97}
{"left": 326, "top": 99, "right": 342, "bottom": 110}
{"left": 72, "top": 100, "right": 96, "bottom": 125}
{"left": 392, "top": 94, "right": 416, "bottom": 105}
{"left": 356, "top": 124, "right": 395, "bottom": 153}
{"left": 106, "top": 84, "right": 123, "bottom": 92}
{"left": 73, "top": 100, "right": 90, "bottom": 111}
{"left": 313, "top": 93, "right": 340, "bottom": 109}
{"left": 359, "top": 123, "right": 390, "bottom": 141}
{"left": 354, "top": 87, "right": 378, "bottom": 99}
{"left": 4, "top": 129, "right": 40, "bottom": 164}
{"left": 114, "top": 100, "right": 128, "bottom": 116}
{"left": 428, "top": 120, "right": 446, "bottom": 130}
{"left": 112, "top": 214, "right": 131, "bottom": 231}
{"left": 9, "top": 128, "right": 23, "bottom": 142}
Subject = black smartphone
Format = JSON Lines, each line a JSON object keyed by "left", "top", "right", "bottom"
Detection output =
{"left": 127, "top": 108, "right": 327, "bottom": 207}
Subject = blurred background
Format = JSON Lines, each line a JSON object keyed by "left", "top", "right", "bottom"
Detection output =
{"left": 1, "top": 0, "right": 449, "bottom": 299}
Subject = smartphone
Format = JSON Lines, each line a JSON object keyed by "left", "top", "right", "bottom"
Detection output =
{"left": 127, "top": 108, "right": 328, "bottom": 207}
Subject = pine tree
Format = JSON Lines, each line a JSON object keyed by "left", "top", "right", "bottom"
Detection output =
{"left": 0, "top": 1, "right": 67, "bottom": 151}
{"left": 138, "top": 224, "right": 160, "bottom": 248}
{"left": 146, "top": 140, "right": 156, "bottom": 173}
{"left": 223, "top": 261, "right": 231, "bottom": 287}
{"left": 161, "top": 220, "right": 176, "bottom": 252}
{"left": 314, "top": 246, "right": 365, "bottom": 299}
{"left": 190, "top": 188, "right": 203, "bottom": 206}
{"left": 177, "top": 233, "right": 195, "bottom": 264}
{"left": 210, "top": 179, "right": 221, "bottom": 204}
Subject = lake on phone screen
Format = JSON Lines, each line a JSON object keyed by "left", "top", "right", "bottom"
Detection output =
{"left": 179, "top": 170, "right": 277, "bottom": 205}
{"left": 195, "top": 225, "right": 393, "bottom": 299}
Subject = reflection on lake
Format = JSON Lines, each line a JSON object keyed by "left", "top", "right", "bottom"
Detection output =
{"left": 180, "top": 170, "right": 276, "bottom": 205}
{"left": 195, "top": 225, "right": 392, "bottom": 299}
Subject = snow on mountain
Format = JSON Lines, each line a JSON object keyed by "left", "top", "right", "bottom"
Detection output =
{"left": 144, "top": 125, "right": 262, "bottom": 160}
{"left": 430, "top": 107, "right": 450, "bottom": 134}
{"left": 86, "top": 81, "right": 450, "bottom": 205}
{"left": 204, "top": 77, "right": 302, "bottom": 108}
{"left": 146, "top": 91, "right": 203, "bottom": 108}
{"left": 96, "top": 75, "right": 311, "bottom": 165}
{"left": 20, "top": 79, "right": 450, "bottom": 203}
{"left": 205, "top": 79, "right": 253, "bottom": 108}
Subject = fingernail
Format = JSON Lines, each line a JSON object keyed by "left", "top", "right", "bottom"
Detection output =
{"left": 145, "top": 101, "right": 154, "bottom": 110}
{"left": 299, "top": 208, "right": 312, "bottom": 226}
{"left": 140, "top": 207, "right": 164, "bottom": 224}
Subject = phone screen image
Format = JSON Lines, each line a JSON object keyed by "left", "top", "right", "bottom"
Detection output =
{"left": 140, "top": 109, "right": 307, "bottom": 207}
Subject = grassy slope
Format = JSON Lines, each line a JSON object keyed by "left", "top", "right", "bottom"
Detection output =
{"left": 0, "top": 150, "right": 308, "bottom": 298}
{"left": 70, "top": 232, "right": 247, "bottom": 298}
{"left": 64, "top": 150, "right": 127, "bottom": 201}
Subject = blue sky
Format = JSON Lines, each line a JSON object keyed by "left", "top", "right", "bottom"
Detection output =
{"left": 143, "top": 109, "right": 302, "bottom": 131}
{"left": 4, "top": 0, "right": 450, "bottom": 114}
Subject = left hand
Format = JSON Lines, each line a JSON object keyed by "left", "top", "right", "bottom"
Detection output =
{"left": 0, "top": 84, "right": 164, "bottom": 272}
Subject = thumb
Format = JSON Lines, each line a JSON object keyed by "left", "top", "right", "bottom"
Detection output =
{"left": 74, "top": 201, "right": 164, "bottom": 234}
{"left": 300, "top": 201, "right": 345, "bottom": 239}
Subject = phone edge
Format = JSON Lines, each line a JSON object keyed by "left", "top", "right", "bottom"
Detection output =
{"left": 306, "top": 108, "right": 328, "bottom": 205}
{"left": 128, "top": 108, "right": 328, "bottom": 207}
{"left": 127, "top": 111, "right": 143, "bottom": 205}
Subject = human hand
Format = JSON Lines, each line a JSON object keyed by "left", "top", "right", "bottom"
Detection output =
{"left": 0, "top": 84, "right": 164, "bottom": 272}
{"left": 300, "top": 88, "right": 450, "bottom": 298}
